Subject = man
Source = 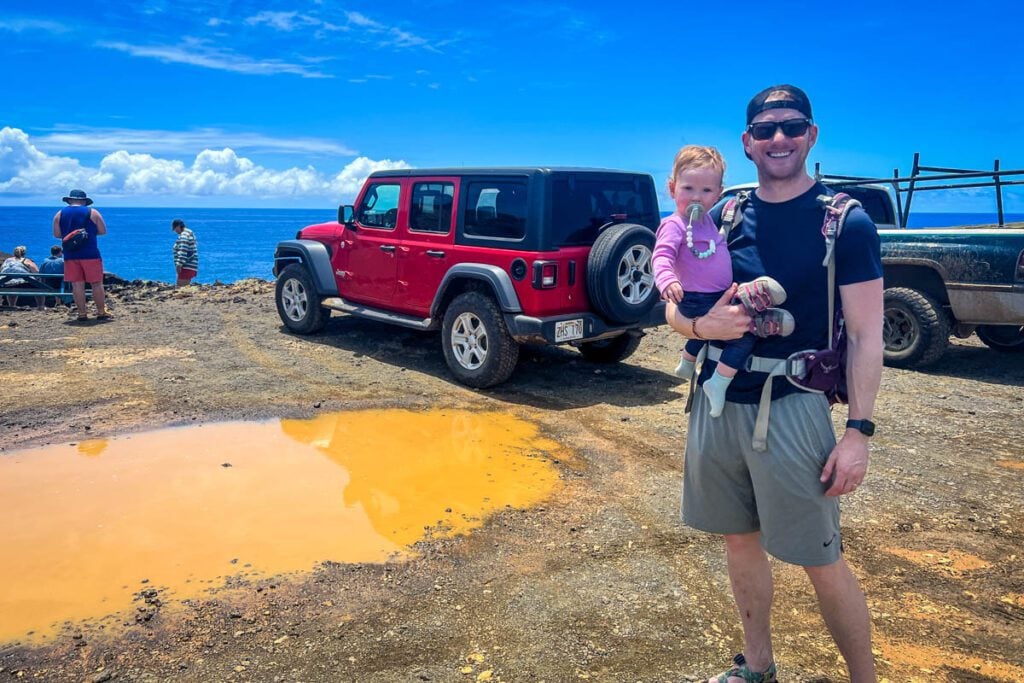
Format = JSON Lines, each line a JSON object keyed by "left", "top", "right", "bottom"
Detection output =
{"left": 39, "top": 245, "right": 65, "bottom": 307}
{"left": 667, "top": 85, "right": 883, "bottom": 682}
{"left": 171, "top": 218, "right": 199, "bottom": 287}
{"left": 52, "top": 189, "right": 110, "bottom": 321}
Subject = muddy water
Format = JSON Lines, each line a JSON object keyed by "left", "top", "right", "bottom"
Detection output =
{"left": 0, "top": 409, "right": 563, "bottom": 642}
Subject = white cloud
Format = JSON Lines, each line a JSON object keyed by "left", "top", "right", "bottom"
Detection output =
{"left": 348, "top": 74, "right": 393, "bottom": 84}
{"left": 0, "top": 126, "right": 410, "bottom": 203}
{"left": 97, "top": 39, "right": 331, "bottom": 78}
{"left": 0, "top": 18, "right": 69, "bottom": 33}
{"left": 329, "top": 157, "right": 410, "bottom": 197}
{"left": 34, "top": 126, "right": 356, "bottom": 156}
{"left": 245, "top": 11, "right": 323, "bottom": 32}
{"left": 345, "top": 12, "right": 384, "bottom": 29}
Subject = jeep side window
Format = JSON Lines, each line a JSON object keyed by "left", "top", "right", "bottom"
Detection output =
{"left": 409, "top": 182, "right": 455, "bottom": 234}
{"left": 356, "top": 183, "right": 401, "bottom": 229}
{"left": 464, "top": 181, "right": 527, "bottom": 240}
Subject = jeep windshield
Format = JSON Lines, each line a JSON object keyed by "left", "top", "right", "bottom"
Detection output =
{"left": 551, "top": 175, "right": 660, "bottom": 246}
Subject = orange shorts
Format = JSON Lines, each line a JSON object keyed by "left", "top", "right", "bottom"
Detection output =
{"left": 64, "top": 258, "right": 104, "bottom": 283}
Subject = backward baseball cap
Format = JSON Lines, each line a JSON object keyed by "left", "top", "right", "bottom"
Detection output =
{"left": 746, "top": 84, "right": 813, "bottom": 125}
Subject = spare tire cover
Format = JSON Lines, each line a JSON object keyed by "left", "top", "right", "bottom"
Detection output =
{"left": 586, "top": 223, "right": 657, "bottom": 324}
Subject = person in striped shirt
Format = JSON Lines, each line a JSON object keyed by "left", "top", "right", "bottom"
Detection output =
{"left": 171, "top": 218, "right": 199, "bottom": 287}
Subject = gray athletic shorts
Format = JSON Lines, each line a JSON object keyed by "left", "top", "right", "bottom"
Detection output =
{"left": 681, "top": 389, "right": 842, "bottom": 566}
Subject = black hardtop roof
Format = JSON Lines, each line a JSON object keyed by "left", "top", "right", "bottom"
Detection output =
{"left": 368, "top": 166, "right": 649, "bottom": 178}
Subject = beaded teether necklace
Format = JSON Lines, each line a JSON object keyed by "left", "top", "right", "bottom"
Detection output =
{"left": 684, "top": 203, "right": 716, "bottom": 259}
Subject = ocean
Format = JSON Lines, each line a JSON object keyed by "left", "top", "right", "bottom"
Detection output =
{"left": 2, "top": 206, "right": 1022, "bottom": 284}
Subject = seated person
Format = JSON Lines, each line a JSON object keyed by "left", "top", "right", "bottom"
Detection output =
{"left": 1, "top": 246, "right": 44, "bottom": 309}
{"left": 39, "top": 245, "right": 66, "bottom": 306}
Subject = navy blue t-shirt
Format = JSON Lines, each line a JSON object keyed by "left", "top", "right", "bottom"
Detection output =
{"left": 702, "top": 183, "right": 882, "bottom": 404}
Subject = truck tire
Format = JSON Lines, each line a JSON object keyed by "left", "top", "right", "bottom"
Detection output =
{"left": 578, "top": 333, "right": 642, "bottom": 364}
{"left": 882, "top": 287, "right": 950, "bottom": 368}
{"left": 441, "top": 291, "right": 519, "bottom": 388}
{"left": 587, "top": 223, "right": 658, "bottom": 324}
{"left": 976, "top": 324, "right": 1024, "bottom": 352}
{"left": 276, "top": 264, "right": 328, "bottom": 334}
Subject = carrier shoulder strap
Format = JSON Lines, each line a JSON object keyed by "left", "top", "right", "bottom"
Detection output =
{"left": 816, "top": 192, "right": 861, "bottom": 349}
{"left": 718, "top": 190, "right": 751, "bottom": 236}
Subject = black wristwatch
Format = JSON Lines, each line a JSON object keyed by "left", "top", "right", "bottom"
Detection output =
{"left": 846, "top": 419, "right": 876, "bottom": 437}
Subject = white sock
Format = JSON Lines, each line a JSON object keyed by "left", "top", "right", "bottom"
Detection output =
{"left": 702, "top": 372, "right": 733, "bottom": 418}
{"left": 674, "top": 356, "right": 696, "bottom": 379}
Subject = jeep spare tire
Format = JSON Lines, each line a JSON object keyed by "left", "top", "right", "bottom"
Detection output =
{"left": 587, "top": 223, "right": 658, "bottom": 324}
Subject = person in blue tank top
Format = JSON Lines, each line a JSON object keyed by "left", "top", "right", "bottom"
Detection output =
{"left": 51, "top": 189, "right": 111, "bottom": 321}
{"left": 666, "top": 86, "right": 883, "bottom": 683}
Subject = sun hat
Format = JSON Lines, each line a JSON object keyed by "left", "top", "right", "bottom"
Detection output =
{"left": 746, "top": 84, "right": 813, "bottom": 124}
{"left": 62, "top": 189, "right": 94, "bottom": 205}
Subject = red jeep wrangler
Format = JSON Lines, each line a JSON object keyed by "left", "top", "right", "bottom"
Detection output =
{"left": 273, "top": 167, "right": 665, "bottom": 387}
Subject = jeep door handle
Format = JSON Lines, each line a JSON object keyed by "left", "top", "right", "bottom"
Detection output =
{"left": 425, "top": 250, "right": 446, "bottom": 258}
{"left": 379, "top": 245, "right": 396, "bottom": 253}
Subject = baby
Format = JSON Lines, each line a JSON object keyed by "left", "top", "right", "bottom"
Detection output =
{"left": 653, "top": 145, "right": 793, "bottom": 417}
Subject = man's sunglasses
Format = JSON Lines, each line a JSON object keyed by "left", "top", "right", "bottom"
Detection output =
{"left": 747, "top": 118, "right": 812, "bottom": 141}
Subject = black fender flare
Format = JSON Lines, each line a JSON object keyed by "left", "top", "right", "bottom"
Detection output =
{"left": 273, "top": 240, "right": 338, "bottom": 296}
{"left": 432, "top": 264, "right": 522, "bottom": 317}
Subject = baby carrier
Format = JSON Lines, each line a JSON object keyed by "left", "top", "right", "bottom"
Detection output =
{"left": 690, "top": 190, "right": 861, "bottom": 451}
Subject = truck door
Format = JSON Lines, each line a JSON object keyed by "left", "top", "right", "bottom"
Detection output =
{"left": 344, "top": 181, "right": 403, "bottom": 306}
{"left": 395, "top": 178, "right": 458, "bottom": 316}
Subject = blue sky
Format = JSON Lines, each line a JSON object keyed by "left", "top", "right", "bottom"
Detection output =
{"left": 1, "top": 0, "right": 1022, "bottom": 212}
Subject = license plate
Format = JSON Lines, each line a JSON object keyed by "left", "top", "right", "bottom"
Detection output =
{"left": 555, "top": 318, "right": 584, "bottom": 342}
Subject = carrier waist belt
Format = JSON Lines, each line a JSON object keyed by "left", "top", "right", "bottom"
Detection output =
{"left": 701, "top": 345, "right": 808, "bottom": 452}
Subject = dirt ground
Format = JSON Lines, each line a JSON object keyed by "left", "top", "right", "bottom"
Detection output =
{"left": 1, "top": 279, "right": 1022, "bottom": 683}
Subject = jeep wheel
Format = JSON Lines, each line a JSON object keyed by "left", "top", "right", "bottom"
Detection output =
{"left": 976, "top": 324, "right": 1024, "bottom": 352}
{"left": 587, "top": 223, "right": 658, "bottom": 324}
{"left": 276, "top": 264, "right": 327, "bottom": 334}
{"left": 578, "top": 334, "right": 642, "bottom": 364}
{"left": 882, "top": 287, "right": 950, "bottom": 368}
{"left": 442, "top": 291, "right": 519, "bottom": 388}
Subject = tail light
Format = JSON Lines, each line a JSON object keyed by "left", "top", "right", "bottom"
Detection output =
{"left": 532, "top": 260, "right": 557, "bottom": 289}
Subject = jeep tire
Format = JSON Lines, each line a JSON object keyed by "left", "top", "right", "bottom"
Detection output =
{"left": 882, "top": 287, "right": 950, "bottom": 368}
{"left": 578, "top": 333, "right": 642, "bottom": 364}
{"left": 587, "top": 223, "right": 657, "bottom": 325}
{"left": 276, "top": 263, "right": 328, "bottom": 334}
{"left": 442, "top": 291, "right": 519, "bottom": 388}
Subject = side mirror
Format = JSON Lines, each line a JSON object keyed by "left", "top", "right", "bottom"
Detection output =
{"left": 339, "top": 204, "right": 355, "bottom": 227}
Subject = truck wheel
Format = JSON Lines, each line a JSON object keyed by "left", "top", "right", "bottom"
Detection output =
{"left": 441, "top": 291, "right": 519, "bottom": 388}
{"left": 276, "top": 264, "right": 327, "bottom": 334}
{"left": 578, "top": 333, "right": 642, "bottom": 364}
{"left": 882, "top": 287, "right": 950, "bottom": 368}
{"left": 976, "top": 324, "right": 1024, "bottom": 352}
{"left": 587, "top": 223, "right": 658, "bottom": 324}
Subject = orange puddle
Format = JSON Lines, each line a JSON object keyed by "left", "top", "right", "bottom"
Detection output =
{"left": 0, "top": 409, "right": 563, "bottom": 642}
{"left": 884, "top": 548, "right": 991, "bottom": 574}
{"left": 877, "top": 639, "right": 1024, "bottom": 682}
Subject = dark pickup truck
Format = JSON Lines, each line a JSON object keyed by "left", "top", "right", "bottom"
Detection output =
{"left": 728, "top": 156, "right": 1024, "bottom": 368}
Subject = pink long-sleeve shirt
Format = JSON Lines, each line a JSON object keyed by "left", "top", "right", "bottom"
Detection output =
{"left": 652, "top": 213, "right": 732, "bottom": 294}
